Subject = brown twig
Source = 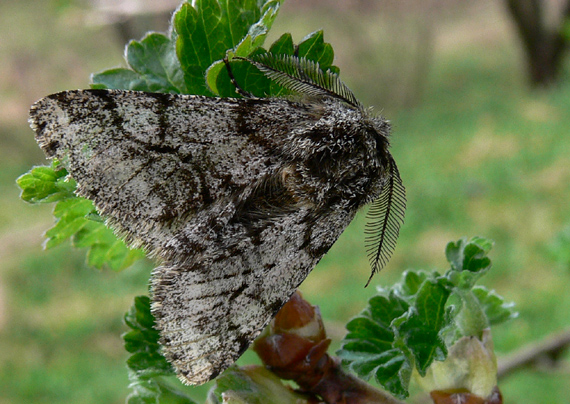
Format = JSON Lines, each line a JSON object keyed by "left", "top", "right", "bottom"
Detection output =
{"left": 306, "top": 357, "right": 406, "bottom": 404}
{"left": 497, "top": 328, "right": 570, "bottom": 379}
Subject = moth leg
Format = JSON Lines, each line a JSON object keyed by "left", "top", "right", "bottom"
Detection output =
{"left": 223, "top": 57, "right": 254, "bottom": 99}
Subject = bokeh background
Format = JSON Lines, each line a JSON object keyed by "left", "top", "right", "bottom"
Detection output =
{"left": 1, "top": 0, "right": 570, "bottom": 403}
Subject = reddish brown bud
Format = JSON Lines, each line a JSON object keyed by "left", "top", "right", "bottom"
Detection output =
{"left": 253, "top": 291, "right": 332, "bottom": 388}
{"left": 253, "top": 292, "right": 406, "bottom": 404}
{"left": 271, "top": 291, "right": 327, "bottom": 341}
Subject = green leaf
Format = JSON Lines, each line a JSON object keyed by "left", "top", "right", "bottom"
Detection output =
{"left": 17, "top": 161, "right": 74, "bottom": 203}
{"left": 268, "top": 33, "right": 294, "bottom": 55}
{"left": 339, "top": 237, "right": 509, "bottom": 398}
{"left": 80, "top": 224, "right": 145, "bottom": 271}
{"left": 296, "top": 30, "right": 335, "bottom": 71}
{"left": 123, "top": 296, "right": 167, "bottom": 362}
{"left": 445, "top": 237, "right": 493, "bottom": 290}
{"left": 211, "top": 28, "right": 338, "bottom": 98}
{"left": 338, "top": 292, "right": 412, "bottom": 398}
{"left": 175, "top": 0, "right": 282, "bottom": 95}
{"left": 123, "top": 296, "right": 173, "bottom": 379}
{"left": 123, "top": 297, "right": 194, "bottom": 404}
{"left": 462, "top": 244, "right": 492, "bottom": 273}
{"left": 446, "top": 236, "right": 493, "bottom": 274}
{"left": 91, "top": 68, "right": 148, "bottom": 91}
{"left": 127, "top": 352, "right": 174, "bottom": 378}
{"left": 396, "top": 279, "right": 451, "bottom": 375}
{"left": 472, "top": 286, "right": 518, "bottom": 326}
{"left": 206, "top": 0, "right": 283, "bottom": 95}
{"left": 442, "top": 237, "right": 497, "bottom": 337}
{"left": 92, "top": 0, "right": 339, "bottom": 101}
{"left": 45, "top": 197, "right": 98, "bottom": 248}
{"left": 264, "top": 33, "right": 295, "bottom": 95}
{"left": 43, "top": 197, "right": 145, "bottom": 270}
{"left": 233, "top": 0, "right": 283, "bottom": 55}
{"left": 92, "top": 32, "right": 187, "bottom": 93}
{"left": 209, "top": 366, "right": 311, "bottom": 404}
{"left": 19, "top": 161, "right": 144, "bottom": 271}
{"left": 126, "top": 376, "right": 197, "bottom": 404}
{"left": 396, "top": 270, "right": 430, "bottom": 299}
{"left": 338, "top": 347, "right": 411, "bottom": 399}
{"left": 127, "top": 33, "right": 187, "bottom": 93}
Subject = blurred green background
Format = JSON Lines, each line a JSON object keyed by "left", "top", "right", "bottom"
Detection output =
{"left": 1, "top": 0, "right": 570, "bottom": 403}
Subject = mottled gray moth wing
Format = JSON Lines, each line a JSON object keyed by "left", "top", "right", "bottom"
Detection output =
{"left": 30, "top": 90, "right": 306, "bottom": 252}
{"left": 152, "top": 199, "right": 356, "bottom": 384}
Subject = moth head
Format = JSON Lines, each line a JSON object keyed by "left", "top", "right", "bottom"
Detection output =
{"left": 353, "top": 114, "right": 392, "bottom": 199}
{"left": 367, "top": 114, "right": 391, "bottom": 156}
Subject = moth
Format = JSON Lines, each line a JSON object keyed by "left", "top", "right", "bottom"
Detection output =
{"left": 29, "top": 54, "right": 405, "bottom": 385}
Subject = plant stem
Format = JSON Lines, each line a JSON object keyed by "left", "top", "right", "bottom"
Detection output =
{"left": 305, "top": 356, "right": 406, "bottom": 404}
